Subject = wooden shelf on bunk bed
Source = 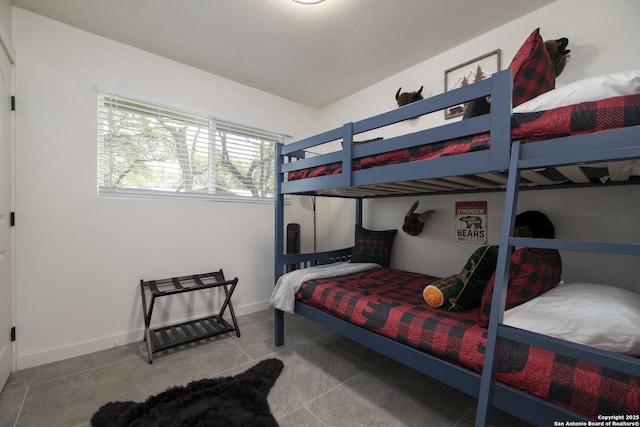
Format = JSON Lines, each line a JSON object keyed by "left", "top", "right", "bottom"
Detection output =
{"left": 139, "top": 270, "right": 240, "bottom": 363}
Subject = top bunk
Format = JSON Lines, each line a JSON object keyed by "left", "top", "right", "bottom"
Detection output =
{"left": 276, "top": 69, "right": 640, "bottom": 199}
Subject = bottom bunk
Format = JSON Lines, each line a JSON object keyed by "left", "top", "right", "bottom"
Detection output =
{"left": 272, "top": 263, "right": 640, "bottom": 426}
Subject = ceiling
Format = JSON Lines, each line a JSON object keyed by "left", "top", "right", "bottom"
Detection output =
{"left": 11, "top": 0, "right": 554, "bottom": 108}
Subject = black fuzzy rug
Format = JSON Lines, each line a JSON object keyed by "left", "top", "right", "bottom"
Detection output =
{"left": 91, "top": 358, "right": 284, "bottom": 427}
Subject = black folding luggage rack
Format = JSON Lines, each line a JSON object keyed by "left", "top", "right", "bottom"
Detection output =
{"left": 139, "top": 269, "right": 240, "bottom": 363}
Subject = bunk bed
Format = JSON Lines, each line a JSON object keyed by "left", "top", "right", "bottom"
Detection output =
{"left": 272, "top": 66, "right": 640, "bottom": 426}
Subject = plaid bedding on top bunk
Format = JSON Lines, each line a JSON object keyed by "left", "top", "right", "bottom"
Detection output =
{"left": 289, "top": 93, "right": 640, "bottom": 181}
{"left": 296, "top": 267, "right": 640, "bottom": 418}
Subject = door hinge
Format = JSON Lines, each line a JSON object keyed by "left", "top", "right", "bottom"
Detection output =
{"left": 11, "top": 327, "right": 15, "bottom": 342}
{"left": 10, "top": 96, "right": 15, "bottom": 111}
{"left": 10, "top": 212, "right": 15, "bottom": 227}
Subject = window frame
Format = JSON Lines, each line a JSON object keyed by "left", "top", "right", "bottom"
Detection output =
{"left": 97, "top": 86, "right": 289, "bottom": 204}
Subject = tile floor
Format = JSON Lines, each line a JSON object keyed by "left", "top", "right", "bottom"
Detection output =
{"left": 0, "top": 309, "right": 533, "bottom": 427}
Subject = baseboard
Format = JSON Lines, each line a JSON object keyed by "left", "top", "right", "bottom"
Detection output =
{"left": 16, "top": 299, "right": 270, "bottom": 370}
{"left": 17, "top": 330, "right": 144, "bottom": 370}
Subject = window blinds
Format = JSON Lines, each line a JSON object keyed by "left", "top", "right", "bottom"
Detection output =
{"left": 98, "top": 92, "right": 285, "bottom": 201}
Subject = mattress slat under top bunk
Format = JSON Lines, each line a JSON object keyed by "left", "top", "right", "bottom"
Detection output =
{"left": 277, "top": 70, "right": 640, "bottom": 198}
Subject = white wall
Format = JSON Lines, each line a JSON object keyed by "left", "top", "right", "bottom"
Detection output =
{"left": 316, "top": 0, "right": 640, "bottom": 289}
{"left": 11, "top": 8, "right": 319, "bottom": 369}
{"left": 0, "top": 0, "right": 11, "bottom": 38}
{"left": 320, "top": 0, "right": 640, "bottom": 129}
{"left": 0, "top": 0, "right": 12, "bottom": 67}
{"left": 366, "top": 187, "right": 640, "bottom": 289}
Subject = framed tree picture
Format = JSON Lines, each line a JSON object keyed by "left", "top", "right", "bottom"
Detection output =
{"left": 444, "top": 49, "right": 501, "bottom": 119}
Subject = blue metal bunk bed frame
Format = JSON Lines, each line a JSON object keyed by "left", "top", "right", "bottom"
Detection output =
{"left": 273, "top": 69, "right": 640, "bottom": 426}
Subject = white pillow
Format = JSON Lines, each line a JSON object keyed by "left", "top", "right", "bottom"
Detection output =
{"left": 513, "top": 70, "right": 640, "bottom": 113}
{"left": 503, "top": 283, "right": 640, "bottom": 356}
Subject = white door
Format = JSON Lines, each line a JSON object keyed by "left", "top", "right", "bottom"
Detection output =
{"left": 0, "top": 41, "right": 13, "bottom": 390}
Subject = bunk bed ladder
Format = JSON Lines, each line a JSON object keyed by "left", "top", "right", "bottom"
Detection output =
{"left": 476, "top": 137, "right": 640, "bottom": 426}
{"left": 475, "top": 140, "right": 522, "bottom": 427}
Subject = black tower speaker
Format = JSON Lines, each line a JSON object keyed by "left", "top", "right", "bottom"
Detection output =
{"left": 286, "top": 223, "right": 301, "bottom": 254}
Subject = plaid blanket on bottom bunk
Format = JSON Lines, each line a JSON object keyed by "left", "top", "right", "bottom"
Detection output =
{"left": 289, "top": 94, "right": 640, "bottom": 180}
{"left": 296, "top": 267, "right": 640, "bottom": 418}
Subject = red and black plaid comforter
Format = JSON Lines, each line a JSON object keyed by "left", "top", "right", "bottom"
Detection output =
{"left": 289, "top": 94, "right": 640, "bottom": 180}
{"left": 296, "top": 268, "right": 640, "bottom": 418}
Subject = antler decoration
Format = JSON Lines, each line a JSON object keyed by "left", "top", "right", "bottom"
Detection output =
{"left": 396, "top": 86, "right": 424, "bottom": 107}
{"left": 402, "top": 201, "right": 435, "bottom": 236}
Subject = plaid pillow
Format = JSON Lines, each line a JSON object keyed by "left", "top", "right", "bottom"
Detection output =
{"left": 509, "top": 28, "right": 556, "bottom": 107}
{"left": 480, "top": 247, "right": 562, "bottom": 326}
{"left": 351, "top": 225, "right": 397, "bottom": 268}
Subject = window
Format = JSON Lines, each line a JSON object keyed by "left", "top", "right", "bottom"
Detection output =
{"left": 97, "top": 92, "right": 287, "bottom": 201}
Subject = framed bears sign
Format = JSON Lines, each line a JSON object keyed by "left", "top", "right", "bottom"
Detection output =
{"left": 455, "top": 201, "right": 487, "bottom": 244}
